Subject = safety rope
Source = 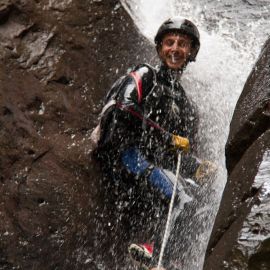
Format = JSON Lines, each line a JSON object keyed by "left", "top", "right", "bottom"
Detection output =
{"left": 157, "top": 152, "right": 182, "bottom": 270}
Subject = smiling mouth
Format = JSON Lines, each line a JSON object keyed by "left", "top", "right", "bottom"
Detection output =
{"left": 171, "top": 55, "right": 182, "bottom": 64}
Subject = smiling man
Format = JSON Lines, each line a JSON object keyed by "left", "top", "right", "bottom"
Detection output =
{"left": 92, "top": 17, "right": 207, "bottom": 270}
{"left": 155, "top": 18, "right": 200, "bottom": 69}
{"left": 158, "top": 33, "right": 192, "bottom": 69}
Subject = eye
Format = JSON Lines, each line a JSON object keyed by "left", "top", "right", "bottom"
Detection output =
{"left": 178, "top": 40, "right": 191, "bottom": 48}
{"left": 164, "top": 39, "right": 175, "bottom": 46}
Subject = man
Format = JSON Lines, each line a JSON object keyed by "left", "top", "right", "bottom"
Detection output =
{"left": 92, "top": 17, "right": 211, "bottom": 269}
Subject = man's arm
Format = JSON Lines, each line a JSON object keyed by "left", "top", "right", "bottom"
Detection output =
{"left": 97, "top": 65, "right": 155, "bottom": 148}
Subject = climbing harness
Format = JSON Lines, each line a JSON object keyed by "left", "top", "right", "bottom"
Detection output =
{"left": 157, "top": 151, "right": 182, "bottom": 269}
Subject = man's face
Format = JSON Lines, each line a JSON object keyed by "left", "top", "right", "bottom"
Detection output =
{"left": 158, "top": 33, "right": 192, "bottom": 70}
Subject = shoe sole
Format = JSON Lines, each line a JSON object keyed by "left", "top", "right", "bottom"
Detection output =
{"left": 128, "top": 244, "right": 152, "bottom": 270}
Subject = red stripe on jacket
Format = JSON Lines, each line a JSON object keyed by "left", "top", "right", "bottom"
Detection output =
{"left": 130, "top": 71, "right": 143, "bottom": 104}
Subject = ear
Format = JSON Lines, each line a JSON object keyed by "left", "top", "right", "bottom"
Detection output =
{"left": 187, "top": 50, "right": 193, "bottom": 62}
{"left": 189, "top": 44, "right": 199, "bottom": 62}
{"left": 156, "top": 44, "right": 162, "bottom": 57}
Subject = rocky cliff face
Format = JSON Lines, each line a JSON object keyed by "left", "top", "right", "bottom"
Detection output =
{"left": 204, "top": 38, "right": 270, "bottom": 270}
{"left": 0, "top": 0, "right": 156, "bottom": 269}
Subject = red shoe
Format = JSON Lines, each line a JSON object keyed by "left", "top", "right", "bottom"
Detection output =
{"left": 128, "top": 243, "right": 154, "bottom": 269}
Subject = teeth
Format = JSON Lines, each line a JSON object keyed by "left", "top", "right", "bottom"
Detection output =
{"left": 171, "top": 53, "right": 180, "bottom": 63}
{"left": 172, "top": 53, "right": 177, "bottom": 63}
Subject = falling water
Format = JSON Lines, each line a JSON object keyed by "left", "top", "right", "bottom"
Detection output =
{"left": 121, "top": 0, "right": 270, "bottom": 269}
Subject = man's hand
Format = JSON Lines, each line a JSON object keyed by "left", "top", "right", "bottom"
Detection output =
{"left": 172, "top": 134, "right": 190, "bottom": 152}
{"left": 195, "top": 160, "right": 217, "bottom": 184}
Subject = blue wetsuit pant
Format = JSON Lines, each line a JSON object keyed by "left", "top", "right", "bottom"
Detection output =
{"left": 121, "top": 147, "right": 175, "bottom": 199}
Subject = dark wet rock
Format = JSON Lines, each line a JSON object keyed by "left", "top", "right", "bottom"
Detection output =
{"left": 0, "top": 0, "right": 13, "bottom": 24}
{"left": 225, "top": 39, "right": 270, "bottom": 174}
{"left": 0, "top": 0, "right": 156, "bottom": 269}
{"left": 204, "top": 38, "right": 270, "bottom": 270}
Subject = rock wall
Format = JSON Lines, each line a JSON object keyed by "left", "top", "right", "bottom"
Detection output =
{"left": 0, "top": 0, "right": 156, "bottom": 269}
{"left": 204, "top": 38, "right": 270, "bottom": 270}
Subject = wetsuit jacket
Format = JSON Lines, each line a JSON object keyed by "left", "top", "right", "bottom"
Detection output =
{"left": 95, "top": 63, "right": 199, "bottom": 179}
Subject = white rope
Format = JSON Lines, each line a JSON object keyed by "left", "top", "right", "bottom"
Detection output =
{"left": 157, "top": 152, "right": 182, "bottom": 269}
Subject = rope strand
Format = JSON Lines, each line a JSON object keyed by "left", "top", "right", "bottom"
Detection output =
{"left": 157, "top": 152, "right": 182, "bottom": 269}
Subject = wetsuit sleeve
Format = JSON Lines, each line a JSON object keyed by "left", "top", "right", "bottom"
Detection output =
{"left": 116, "top": 64, "right": 154, "bottom": 108}
{"left": 97, "top": 65, "right": 155, "bottom": 150}
{"left": 116, "top": 74, "right": 141, "bottom": 107}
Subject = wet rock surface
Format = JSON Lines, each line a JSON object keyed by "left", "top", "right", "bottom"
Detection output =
{"left": 204, "top": 38, "right": 270, "bottom": 270}
{"left": 225, "top": 39, "right": 270, "bottom": 174}
{"left": 0, "top": 0, "right": 155, "bottom": 269}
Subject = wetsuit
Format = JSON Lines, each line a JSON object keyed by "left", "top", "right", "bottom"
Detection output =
{"left": 96, "top": 64, "right": 199, "bottom": 185}
{"left": 93, "top": 63, "right": 200, "bottom": 248}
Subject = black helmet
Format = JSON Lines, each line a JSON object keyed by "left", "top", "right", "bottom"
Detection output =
{"left": 154, "top": 17, "right": 200, "bottom": 62}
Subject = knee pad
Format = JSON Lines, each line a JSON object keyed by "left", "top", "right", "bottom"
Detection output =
{"left": 121, "top": 147, "right": 149, "bottom": 175}
{"left": 149, "top": 168, "right": 174, "bottom": 198}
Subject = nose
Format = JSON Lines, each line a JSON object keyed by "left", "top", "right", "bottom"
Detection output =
{"left": 171, "top": 40, "right": 185, "bottom": 53}
{"left": 171, "top": 41, "right": 179, "bottom": 51}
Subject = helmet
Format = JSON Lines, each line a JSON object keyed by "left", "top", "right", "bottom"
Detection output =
{"left": 154, "top": 17, "right": 200, "bottom": 62}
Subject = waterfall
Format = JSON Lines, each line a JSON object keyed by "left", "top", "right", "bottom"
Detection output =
{"left": 120, "top": 0, "right": 270, "bottom": 269}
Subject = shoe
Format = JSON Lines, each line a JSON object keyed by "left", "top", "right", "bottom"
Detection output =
{"left": 128, "top": 243, "right": 154, "bottom": 270}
